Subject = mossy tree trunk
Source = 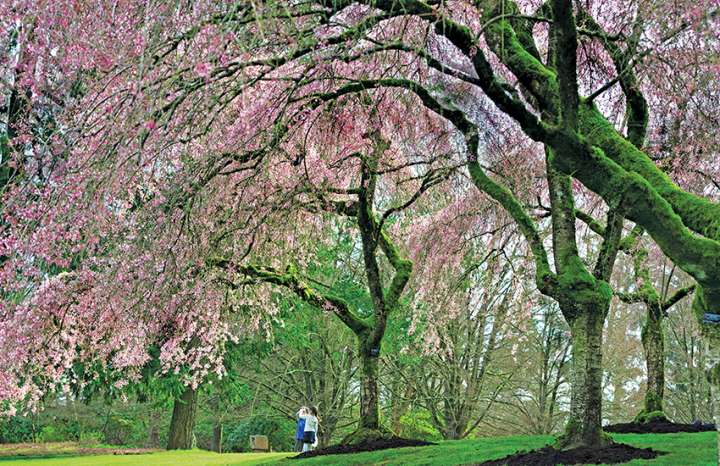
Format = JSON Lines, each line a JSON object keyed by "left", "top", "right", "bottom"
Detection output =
{"left": 559, "top": 308, "right": 608, "bottom": 449}
{"left": 706, "top": 344, "right": 720, "bottom": 465}
{"left": 341, "top": 136, "right": 412, "bottom": 444}
{"left": 641, "top": 304, "right": 665, "bottom": 415}
{"left": 618, "top": 248, "right": 695, "bottom": 421}
{"left": 358, "top": 338, "right": 380, "bottom": 431}
{"left": 167, "top": 386, "right": 198, "bottom": 450}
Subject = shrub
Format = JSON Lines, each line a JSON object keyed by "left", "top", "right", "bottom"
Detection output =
{"left": 37, "top": 426, "right": 64, "bottom": 443}
{"left": 78, "top": 431, "right": 104, "bottom": 447}
{"left": 634, "top": 410, "right": 668, "bottom": 424}
{"left": 0, "top": 416, "right": 34, "bottom": 443}
{"left": 35, "top": 418, "right": 82, "bottom": 443}
{"left": 101, "top": 414, "right": 137, "bottom": 445}
{"left": 398, "top": 410, "right": 442, "bottom": 441}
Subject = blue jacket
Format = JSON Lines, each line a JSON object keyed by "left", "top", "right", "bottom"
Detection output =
{"left": 295, "top": 418, "right": 306, "bottom": 440}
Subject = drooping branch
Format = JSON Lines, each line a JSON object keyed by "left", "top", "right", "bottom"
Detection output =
{"left": 576, "top": 104, "right": 720, "bottom": 243}
{"left": 210, "top": 260, "right": 370, "bottom": 335}
{"left": 474, "top": 2, "right": 720, "bottom": 250}
{"left": 543, "top": 123, "right": 720, "bottom": 303}
{"left": 298, "top": 76, "right": 555, "bottom": 289}
{"left": 483, "top": 1, "right": 558, "bottom": 115}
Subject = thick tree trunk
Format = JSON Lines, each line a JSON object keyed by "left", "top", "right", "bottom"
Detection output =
{"left": 359, "top": 347, "right": 380, "bottom": 430}
{"left": 711, "top": 383, "right": 720, "bottom": 466}
{"left": 640, "top": 305, "right": 665, "bottom": 416}
{"left": 341, "top": 336, "right": 389, "bottom": 445}
{"left": 558, "top": 309, "right": 608, "bottom": 449}
{"left": 211, "top": 423, "right": 223, "bottom": 453}
{"left": 442, "top": 418, "right": 466, "bottom": 440}
{"left": 318, "top": 416, "right": 336, "bottom": 448}
{"left": 705, "top": 340, "right": 720, "bottom": 465}
{"left": 167, "top": 387, "right": 198, "bottom": 450}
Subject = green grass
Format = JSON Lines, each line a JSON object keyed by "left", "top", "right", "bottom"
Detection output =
{"left": 266, "top": 435, "right": 554, "bottom": 466}
{"left": 0, "top": 450, "right": 287, "bottom": 466}
{"left": 0, "top": 432, "right": 715, "bottom": 465}
{"left": 261, "top": 432, "right": 718, "bottom": 466}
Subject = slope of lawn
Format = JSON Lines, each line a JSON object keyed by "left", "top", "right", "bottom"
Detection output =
{"left": 0, "top": 432, "right": 715, "bottom": 465}
{"left": 263, "top": 432, "right": 717, "bottom": 466}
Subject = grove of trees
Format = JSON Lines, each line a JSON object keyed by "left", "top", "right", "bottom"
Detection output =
{"left": 0, "top": 0, "right": 718, "bottom": 459}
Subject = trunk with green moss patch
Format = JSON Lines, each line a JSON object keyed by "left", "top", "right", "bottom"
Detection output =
{"left": 359, "top": 337, "right": 380, "bottom": 431}
{"left": 640, "top": 304, "right": 665, "bottom": 417}
{"left": 340, "top": 332, "right": 394, "bottom": 445}
{"left": 557, "top": 308, "right": 609, "bottom": 449}
{"left": 706, "top": 343, "right": 720, "bottom": 465}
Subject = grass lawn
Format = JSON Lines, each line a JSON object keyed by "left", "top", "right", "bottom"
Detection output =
{"left": 0, "top": 450, "right": 288, "bottom": 466}
{"left": 0, "top": 432, "right": 715, "bottom": 465}
{"left": 262, "top": 432, "right": 717, "bottom": 465}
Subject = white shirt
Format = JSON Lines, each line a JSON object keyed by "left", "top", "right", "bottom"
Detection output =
{"left": 302, "top": 414, "right": 318, "bottom": 432}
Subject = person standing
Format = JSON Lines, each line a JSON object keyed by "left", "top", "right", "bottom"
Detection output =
{"left": 301, "top": 406, "right": 319, "bottom": 452}
{"left": 294, "top": 407, "right": 307, "bottom": 452}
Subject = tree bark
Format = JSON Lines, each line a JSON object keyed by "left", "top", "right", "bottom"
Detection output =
{"left": 167, "top": 387, "right": 198, "bottom": 450}
{"left": 146, "top": 412, "right": 160, "bottom": 448}
{"left": 340, "top": 334, "right": 391, "bottom": 445}
{"left": 359, "top": 342, "right": 380, "bottom": 431}
{"left": 558, "top": 308, "right": 608, "bottom": 449}
{"left": 211, "top": 423, "right": 223, "bottom": 453}
{"left": 707, "top": 342, "right": 720, "bottom": 465}
{"left": 640, "top": 305, "right": 665, "bottom": 415}
{"left": 713, "top": 384, "right": 720, "bottom": 466}
{"left": 443, "top": 417, "right": 466, "bottom": 440}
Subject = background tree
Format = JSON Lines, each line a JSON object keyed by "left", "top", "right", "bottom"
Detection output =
{"left": 665, "top": 301, "right": 715, "bottom": 424}
{"left": 616, "top": 241, "right": 695, "bottom": 420}
{"left": 484, "top": 300, "right": 571, "bottom": 437}
{"left": 242, "top": 294, "right": 358, "bottom": 447}
{"left": 396, "top": 252, "right": 520, "bottom": 440}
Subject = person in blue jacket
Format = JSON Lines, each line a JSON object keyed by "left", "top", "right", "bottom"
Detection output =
{"left": 294, "top": 407, "right": 308, "bottom": 452}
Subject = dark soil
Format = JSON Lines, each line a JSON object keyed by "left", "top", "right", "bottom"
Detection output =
{"left": 290, "top": 437, "right": 434, "bottom": 459}
{"left": 605, "top": 419, "right": 715, "bottom": 434}
{"left": 476, "top": 443, "right": 664, "bottom": 466}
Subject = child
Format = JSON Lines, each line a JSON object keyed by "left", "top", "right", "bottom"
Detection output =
{"left": 295, "top": 407, "right": 308, "bottom": 452}
{"left": 301, "top": 406, "right": 319, "bottom": 452}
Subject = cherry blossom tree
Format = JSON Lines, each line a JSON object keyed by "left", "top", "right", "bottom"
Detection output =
{"left": 2, "top": 0, "right": 719, "bottom": 453}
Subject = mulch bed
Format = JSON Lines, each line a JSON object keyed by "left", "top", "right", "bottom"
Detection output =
{"left": 290, "top": 437, "right": 434, "bottom": 459}
{"left": 108, "top": 448, "right": 163, "bottom": 455}
{"left": 605, "top": 419, "right": 715, "bottom": 434}
{"left": 0, "top": 442, "right": 161, "bottom": 458}
{"left": 476, "top": 444, "right": 663, "bottom": 466}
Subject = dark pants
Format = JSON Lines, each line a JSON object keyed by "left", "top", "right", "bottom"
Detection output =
{"left": 295, "top": 438, "right": 304, "bottom": 452}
